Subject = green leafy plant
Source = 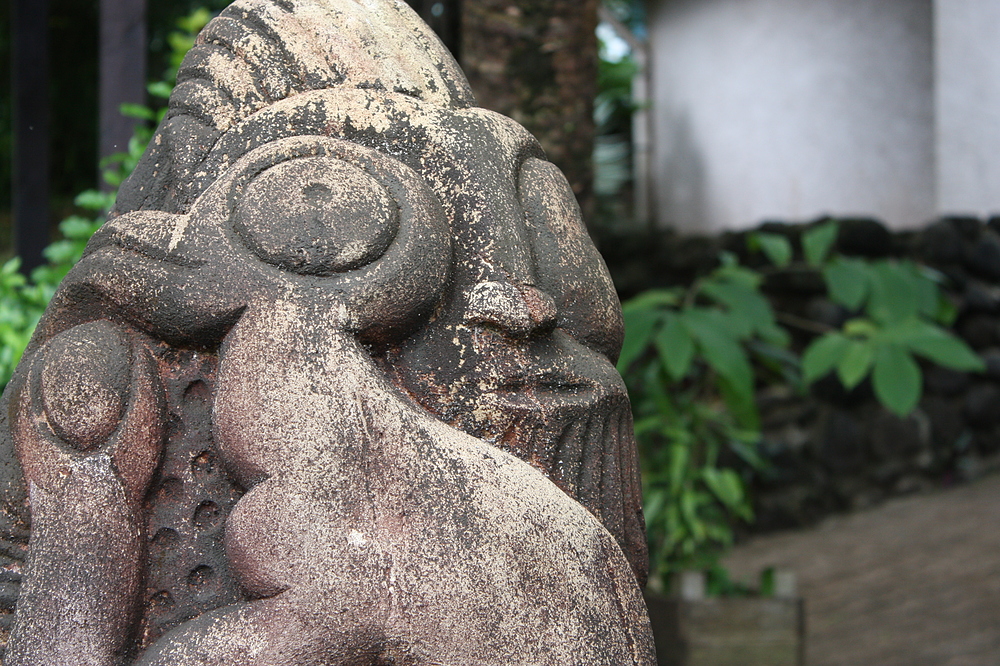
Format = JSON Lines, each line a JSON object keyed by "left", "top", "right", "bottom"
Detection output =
{"left": 756, "top": 222, "right": 983, "bottom": 416}
{"left": 625, "top": 219, "right": 984, "bottom": 591}
{"left": 618, "top": 254, "right": 788, "bottom": 588}
{"left": 0, "top": 9, "right": 209, "bottom": 388}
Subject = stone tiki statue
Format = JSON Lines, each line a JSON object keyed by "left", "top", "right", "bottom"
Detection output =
{"left": 0, "top": 1, "right": 655, "bottom": 663}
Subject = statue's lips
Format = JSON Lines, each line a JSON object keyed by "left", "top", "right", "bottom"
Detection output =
{"left": 493, "top": 372, "right": 595, "bottom": 395}
{"left": 476, "top": 369, "right": 628, "bottom": 417}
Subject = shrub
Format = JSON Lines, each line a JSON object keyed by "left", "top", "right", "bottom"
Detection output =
{"left": 0, "top": 9, "right": 210, "bottom": 388}
{"left": 620, "top": 221, "right": 983, "bottom": 590}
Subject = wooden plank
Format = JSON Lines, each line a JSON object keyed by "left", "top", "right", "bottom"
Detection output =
{"left": 11, "top": 0, "right": 51, "bottom": 271}
{"left": 645, "top": 591, "right": 806, "bottom": 666}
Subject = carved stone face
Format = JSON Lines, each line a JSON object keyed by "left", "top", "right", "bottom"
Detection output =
{"left": 382, "top": 108, "right": 641, "bottom": 561}
{"left": 219, "top": 88, "right": 648, "bottom": 577}
{"left": 142, "top": 84, "right": 647, "bottom": 575}
{"left": 386, "top": 111, "right": 625, "bottom": 412}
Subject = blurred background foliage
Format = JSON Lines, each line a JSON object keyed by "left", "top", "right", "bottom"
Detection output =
{"left": 618, "top": 221, "right": 982, "bottom": 590}
{"left": 0, "top": 0, "right": 231, "bottom": 250}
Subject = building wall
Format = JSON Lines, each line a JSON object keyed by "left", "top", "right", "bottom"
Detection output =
{"left": 935, "top": 0, "right": 1000, "bottom": 218}
{"left": 648, "top": 0, "right": 935, "bottom": 232}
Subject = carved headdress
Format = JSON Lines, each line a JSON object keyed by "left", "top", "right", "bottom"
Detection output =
{"left": 116, "top": 0, "right": 475, "bottom": 217}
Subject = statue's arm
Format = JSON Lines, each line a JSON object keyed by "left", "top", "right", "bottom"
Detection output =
{"left": 0, "top": 210, "right": 248, "bottom": 663}
{"left": 4, "top": 322, "right": 165, "bottom": 666}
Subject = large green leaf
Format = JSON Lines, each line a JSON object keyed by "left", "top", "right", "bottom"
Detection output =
{"left": 618, "top": 308, "right": 661, "bottom": 373}
{"left": 698, "top": 284, "right": 752, "bottom": 338}
{"left": 756, "top": 322, "right": 791, "bottom": 348}
{"left": 867, "top": 261, "right": 921, "bottom": 324}
{"left": 751, "top": 232, "right": 793, "bottom": 267}
{"left": 643, "top": 488, "right": 668, "bottom": 527}
{"left": 655, "top": 316, "right": 696, "bottom": 380}
{"left": 714, "top": 262, "right": 763, "bottom": 289}
{"left": 119, "top": 103, "right": 156, "bottom": 121}
{"left": 621, "top": 288, "right": 681, "bottom": 314}
{"left": 912, "top": 264, "right": 942, "bottom": 319}
{"left": 802, "top": 332, "right": 851, "bottom": 383}
{"left": 872, "top": 344, "right": 922, "bottom": 416}
{"left": 699, "top": 280, "right": 772, "bottom": 339}
{"left": 702, "top": 467, "right": 745, "bottom": 513}
{"left": 683, "top": 310, "right": 755, "bottom": 400}
{"left": 823, "top": 257, "right": 870, "bottom": 310}
{"left": 803, "top": 221, "right": 839, "bottom": 267}
{"left": 837, "top": 339, "right": 875, "bottom": 389}
{"left": 896, "top": 321, "right": 984, "bottom": 371}
{"left": 717, "top": 376, "right": 760, "bottom": 430}
{"left": 669, "top": 443, "right": 689, "bottom": 490}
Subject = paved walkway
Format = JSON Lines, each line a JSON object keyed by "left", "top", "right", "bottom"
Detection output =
{"left": 723, "top": 473, "right": 1000, "bottom": 666}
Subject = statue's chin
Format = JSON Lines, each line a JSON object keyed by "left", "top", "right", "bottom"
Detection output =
{"left": 392, "top": 326, "right": 635, "bottom": 524}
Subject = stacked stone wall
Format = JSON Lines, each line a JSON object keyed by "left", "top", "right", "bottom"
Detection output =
{"left": 596, "top": 215, "right": 1000, "bottom": 533}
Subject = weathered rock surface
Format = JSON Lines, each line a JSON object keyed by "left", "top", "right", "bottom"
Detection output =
{"left": 0, "top": 0, "right": 654, "bottom": 663}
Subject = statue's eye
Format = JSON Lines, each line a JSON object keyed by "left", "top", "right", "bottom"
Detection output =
{"left": 234, "top": 156, "right": 400, "bottom": 276}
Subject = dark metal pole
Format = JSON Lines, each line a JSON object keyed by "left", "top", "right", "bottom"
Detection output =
{"left": 99, "top": 0, "right": 147, "bottom": 186}
{"left": 405, "top": 0, "right": 461, "bottom": 59}
{"left": 11, "top": 0, "right": 51, "bottom": 272}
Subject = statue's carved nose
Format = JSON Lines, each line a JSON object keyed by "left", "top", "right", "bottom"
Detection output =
{"left": 464, "top": 281, "right": 557, "bottom": 338}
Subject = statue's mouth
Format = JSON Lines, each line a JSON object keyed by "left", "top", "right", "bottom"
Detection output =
{"left": 493, "top": 371, "right": 596, "bottom": 396}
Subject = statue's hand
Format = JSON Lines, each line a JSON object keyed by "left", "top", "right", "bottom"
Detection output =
{"left": 43, "top": 209, "right": 251, "bottom": 347}
{"left": 13, "top": 321, "right": 163, "bottom": 508}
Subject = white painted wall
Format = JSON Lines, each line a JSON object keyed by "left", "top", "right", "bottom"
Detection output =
{"left": 935, "top": 0, "right": 1000, "bottom": 218}
{"left": 648, "top": 0, "right": 935, "bottom": 232}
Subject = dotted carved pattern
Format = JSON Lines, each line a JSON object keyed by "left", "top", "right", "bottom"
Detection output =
{"left": 137, "top": 345, "right": 246, "bottom": 651}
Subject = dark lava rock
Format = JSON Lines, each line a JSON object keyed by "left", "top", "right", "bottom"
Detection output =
{"left": 942, "top": 215, "right": 983, "bottom": 241}
{"left": 967, "top": 231, "right": 1000, "bottom": 281}
{"left": 958, "top": 315, "right": 1000, "bottom": 350}
{"left": 982, "top": 348, "right": 1000, "bottom": 381}
{"left": 804, "top": 297, "right": 850, "bottom": 329}
{"left": 869, "top": 410, "right": 926, "bottom": 461}
{"left": 834, "top": 217, "right": 893, "bottom": 258}
{"left": 921, "top": 395, "right": 966, "bottom": 454}
{"left": 963, "top": 383, "right": 1000, "bottom": 428}
{"left": 988, "top": 216, "right": 1000, "bottom": 236}
{"left": 923, "top": 367, "right": 971, "bottom": 396}
{"left": 963, "top": 280, "right": 1000, "bottom": 314}
{"left": 972, "top": 426, "right": 1000, "bottom": 455}
{"left": 917, "top": 220, "right": 967, "bottom": 265}
{"left": 752, "top": 485, "right": 833, "bottom": 533}
{"left": 819, "top": 409, "right": 867, "bottom": 474}
{"left": 810, "top": 373, "right": 873, "bottom": 407}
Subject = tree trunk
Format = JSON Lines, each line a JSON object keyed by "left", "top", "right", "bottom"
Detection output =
{"left": 461, "top": 0, "right": 598, "bottom": 221}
